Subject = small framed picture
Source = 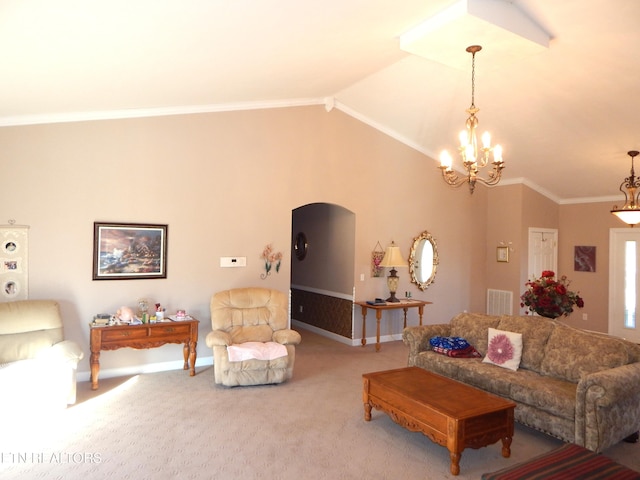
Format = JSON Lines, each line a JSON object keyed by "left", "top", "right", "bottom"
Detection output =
{"left": 93, "top": 222, "right": 168, "bottom": 280}
{"left": 574, "top": 246, "right": 596, "bottom": 272}
{"left": 496, "top": 246, "right": 509, "bottom": 263}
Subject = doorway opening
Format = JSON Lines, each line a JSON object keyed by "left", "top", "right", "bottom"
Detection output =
{"left": 290, "top": 203, "right": 355, "bottom": 341}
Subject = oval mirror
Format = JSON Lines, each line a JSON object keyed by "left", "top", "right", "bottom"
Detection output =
{"left": 408, "top": 231, "right": 439, "bottom": 290}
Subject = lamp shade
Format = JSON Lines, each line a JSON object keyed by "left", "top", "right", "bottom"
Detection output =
{"left": 379, "top": 243, "right": 407, "bottom": 268}
{"left": 612, "top": 209, "right": 640, "bottom": 226}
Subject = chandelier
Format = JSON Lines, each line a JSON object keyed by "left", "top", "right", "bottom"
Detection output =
{"left": 439, "top": 45, "right": 504, "bottom": 194}
{"left": 611, "top": 150, "right": 640, "bottom": 227}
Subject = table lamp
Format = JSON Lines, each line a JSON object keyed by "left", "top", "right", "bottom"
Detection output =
{"left": 379, "top": 241, "right": 408, "bottom": 302}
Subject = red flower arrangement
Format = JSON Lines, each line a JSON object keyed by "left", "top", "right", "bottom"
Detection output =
{"left": 520, "top": 270, "right": 585, "bottom": 319}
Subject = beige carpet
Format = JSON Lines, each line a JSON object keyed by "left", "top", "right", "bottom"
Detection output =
{"left": 1, "top": 329, "right": 638, "bottom": 479}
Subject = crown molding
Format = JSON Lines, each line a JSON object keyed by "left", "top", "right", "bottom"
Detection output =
{"left": 0, "top": 98, "right": 325, "bottom": 127}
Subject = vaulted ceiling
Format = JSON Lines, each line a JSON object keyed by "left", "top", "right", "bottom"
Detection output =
{"left": 1, "top": 0, "right": 638, "bottom": 203}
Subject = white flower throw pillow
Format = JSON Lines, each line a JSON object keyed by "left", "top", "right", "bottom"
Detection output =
{"left": 482, "top": 328, "right": 523, "bottom": 371}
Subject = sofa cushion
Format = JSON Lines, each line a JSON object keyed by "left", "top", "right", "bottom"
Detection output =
{"left": 509, "top": 371, "right": 576, "bottom": 421}
{"left": 455, "top": 360, "right": 514, "bottom": 397}
{"left": 540, "top": 323, "right": 629, "bottom": 383}
{"left": 483, "top": 328, "right": 523, "bottom": 371}
{"left": 497, "top": 315, "right": 555, "bottom": 371}
{"left": 414, "top": 351, "right": 462, "bottom": 379}
{"left": 450, "top": 313, "right": 502, "bottom": 355}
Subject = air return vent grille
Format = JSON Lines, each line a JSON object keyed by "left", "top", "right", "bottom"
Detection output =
{"left": 487, "top": 289, "right": 513, "bottom": 315}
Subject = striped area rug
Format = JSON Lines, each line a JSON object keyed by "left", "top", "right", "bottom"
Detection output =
{"left": 482, "top": 443, "right": 640, "bottom": 480}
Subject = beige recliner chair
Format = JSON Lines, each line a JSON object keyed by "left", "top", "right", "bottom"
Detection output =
{"left": 0, "top": 300, "right": 84, "bottom": 410}
{"left": 205, "top": 287, "right": 301, "bottom": 387}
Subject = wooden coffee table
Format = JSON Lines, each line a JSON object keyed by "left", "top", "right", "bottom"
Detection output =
{"left": 362, "top": 367, "right": 515, "bottom": 476}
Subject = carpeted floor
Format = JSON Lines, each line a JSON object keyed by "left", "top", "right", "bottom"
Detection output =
{"left": 1, "top": 328, "right": 638, "bottom": 479}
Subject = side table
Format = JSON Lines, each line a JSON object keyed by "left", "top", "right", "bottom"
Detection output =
{"left": 355, "top": 300, "right": 431, "bottom": 351}
{"left": 90, "top": 319, "right": 199, "bottom": 390}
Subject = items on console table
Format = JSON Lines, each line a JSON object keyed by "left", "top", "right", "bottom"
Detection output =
{"left": 355, "top": 299, "right": 432, "bottom": 352}
{"left": 89, "top": 319, "right": 199, "bottom": 390}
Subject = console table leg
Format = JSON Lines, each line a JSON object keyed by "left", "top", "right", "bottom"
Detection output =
{"left": 189, "top": 340, "right": 197, "bottom": 376}
{"left": 375, "top": 311, "right": 382, "bottom": 352}
{"left": 90, "top": 351, "right": 100, "bottom": 390}
{"left": 183, "top": 341, "right": 189, "bottom": 370}
{"left": 361, "top": 306, "right": 367, "bottom": 347}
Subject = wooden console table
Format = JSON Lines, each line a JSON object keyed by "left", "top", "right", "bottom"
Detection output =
{"left": 90, "top": 319, "right": 199, "bottom": 390}
{"left": 355, "top": 300, "right": 431, "bottom": 351}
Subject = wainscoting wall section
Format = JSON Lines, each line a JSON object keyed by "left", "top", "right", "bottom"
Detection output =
{"left": 290, "top": 286, "right": 354, "bottom": 339}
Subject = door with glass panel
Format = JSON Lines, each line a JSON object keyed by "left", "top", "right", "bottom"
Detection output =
{"left": 609, "top": 228, "right": 640, "bottom": 342}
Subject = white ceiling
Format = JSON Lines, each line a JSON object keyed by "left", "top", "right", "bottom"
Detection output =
{"left": 1, "top": 0, "right": 639, "bottom": 203}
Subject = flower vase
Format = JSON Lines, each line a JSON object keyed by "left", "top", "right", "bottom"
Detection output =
{"left": 534, "top": 308, "right": 560, "bottom": 319}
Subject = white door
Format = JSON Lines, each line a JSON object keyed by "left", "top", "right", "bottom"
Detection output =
{"left": 527, "top": 228, "right": 558, "bottom": 279}
{"left": 609, "top": 228, "right": 640, "bottom": 342}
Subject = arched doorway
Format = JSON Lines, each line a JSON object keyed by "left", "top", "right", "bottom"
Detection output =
{"left": 290, "top": 203, "right": 355, "bottom": 340}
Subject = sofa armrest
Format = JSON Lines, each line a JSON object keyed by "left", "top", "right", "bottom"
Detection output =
{"left": 402, "top": 324, "right": 451, "bottom": 366}
{"left": 205, "top": 330, "right": 232, "bottom": 347}
{"left": 35, "top": 340, "right": 84, "bottom": 366}
{"left": 576, "top": 362, "right": 640, "bottom": 452}
{"left": 273, "top": 329, "right": 302, "bottom": 345}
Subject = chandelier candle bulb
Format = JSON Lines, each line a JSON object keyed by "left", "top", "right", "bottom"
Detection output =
{"left": 482, "top": 132, "right": 491, "bottom": 148}
{"left": 440, "top": 151, "right": 453, "bottom": 171}
{"left": 494, "top": 145, "right": 503, "bottom": 163}
{"left": 459, "top": 131, "right": 468, "bottom": 147}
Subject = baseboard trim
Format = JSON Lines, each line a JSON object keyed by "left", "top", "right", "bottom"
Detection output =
{"left": 292, "top": 320, "right": 402, "bottom": 347}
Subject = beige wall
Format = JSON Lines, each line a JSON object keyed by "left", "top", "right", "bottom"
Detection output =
{"left": 485, "top": 184, "right": 560, "bottom": 314}
{"left": 1, "top": 104, "right": 621, "bottom": 377}
{"left": 0, "top": 106, "right": 491, "bottom": 377}
{"left": 558, "top": 201, "right": 624, "bottom": 332}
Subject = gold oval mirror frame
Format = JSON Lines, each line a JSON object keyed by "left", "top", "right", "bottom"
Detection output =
{"left": 408, "top": 230, "right": 439, "bottom": 290}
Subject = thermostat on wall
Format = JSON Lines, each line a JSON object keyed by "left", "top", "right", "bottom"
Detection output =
{"left": 220, "top": 257, "right": 246, "bottom": 268}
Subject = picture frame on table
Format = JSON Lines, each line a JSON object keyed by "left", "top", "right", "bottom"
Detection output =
{"left": 92, "top": 222, "right": 168, "bottom": 280}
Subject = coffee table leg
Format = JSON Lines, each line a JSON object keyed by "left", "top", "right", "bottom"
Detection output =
{"left": 364, "top": 401, "right": 372, "bottom": 421}
{"left": 449, "top": 451, "right": 461, "bottom": 476}
{"left": 363, "top": 377, "right": 372, "bottom": 420}
{"left": 501, "top": 436, "right": 512, "bottom": 458}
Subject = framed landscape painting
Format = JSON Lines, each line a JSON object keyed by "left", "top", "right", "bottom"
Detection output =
{"left": 93, "top": 222, "right": 168, "bottom": 280}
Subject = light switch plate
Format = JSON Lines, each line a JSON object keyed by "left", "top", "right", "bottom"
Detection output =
{"left": 220, "top": 256, "right": 246, "bottom": 267}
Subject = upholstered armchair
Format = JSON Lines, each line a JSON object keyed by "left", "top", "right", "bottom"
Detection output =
{"left": 205, "top": 287, "right": 301, "bottom": 387}
{"left": 0, "top": 300, "right": 84, "bottom": 410}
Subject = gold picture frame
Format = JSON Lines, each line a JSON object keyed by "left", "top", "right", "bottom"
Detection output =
{"left": 496, "top": 246, "right": 509, "bottom": 263}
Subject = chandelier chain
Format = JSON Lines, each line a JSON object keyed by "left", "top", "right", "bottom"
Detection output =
{"left": 470, "top": 50, "right": 476, "bottom": 109}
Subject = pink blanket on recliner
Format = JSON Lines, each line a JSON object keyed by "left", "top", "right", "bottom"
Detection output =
{"left": 227, "top": 341, "right": 288, "bottom": 362}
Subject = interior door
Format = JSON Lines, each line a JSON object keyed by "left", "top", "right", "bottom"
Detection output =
{"left": 527, "top": 228, "right": 558, "bottom": 278}
{"left": 609, "top": 228, "right": 640, "bottom": 342}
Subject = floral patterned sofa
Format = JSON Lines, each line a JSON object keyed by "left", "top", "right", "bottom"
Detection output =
{"left": 402, "top": 312, "right": 640, "bottom": 453}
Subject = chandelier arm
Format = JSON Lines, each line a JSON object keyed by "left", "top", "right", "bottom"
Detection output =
{"left": 474, "top": 169, "right": 504, "bottom": 187}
